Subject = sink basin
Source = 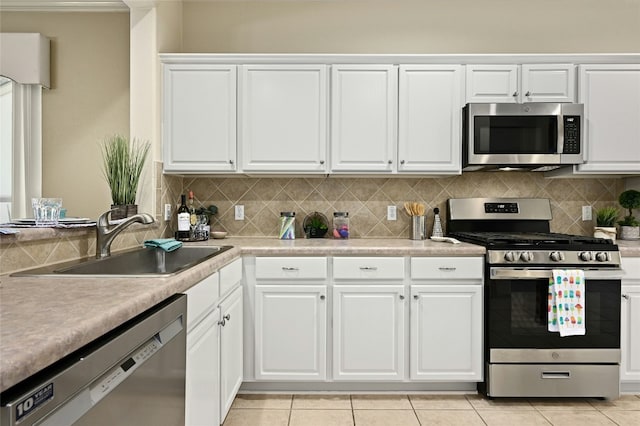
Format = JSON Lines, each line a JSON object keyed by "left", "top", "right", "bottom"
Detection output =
{"left": 13, "top": 245, "right": 233, "bottom": 277}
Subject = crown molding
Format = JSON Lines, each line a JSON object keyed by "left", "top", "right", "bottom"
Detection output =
{"left": 0, "top": 1, "right": 129, "bottom": 12}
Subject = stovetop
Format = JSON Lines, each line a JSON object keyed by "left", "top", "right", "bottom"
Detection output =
{"left": 450, "top": 231, "right": 616, "bottom": 248}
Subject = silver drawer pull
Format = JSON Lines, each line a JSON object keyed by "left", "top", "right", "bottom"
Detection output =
{"left": 541, "top": 371, "right": 571, "bottom": 379}
{"left": 282, "top": 267, "right": 299, "bottom": 271}
{"left": 438, "top": 267, "right": 456, "bottom": 271}
{"left": 359, "top": 266, "right": 378, "bottom": 271}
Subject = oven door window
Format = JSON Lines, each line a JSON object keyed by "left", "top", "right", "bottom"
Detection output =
{"left": 474, "top": 116, "right": 557, "bottom": 154}
{"left": 488, "top": 279, "right": 620, "bottom": 349}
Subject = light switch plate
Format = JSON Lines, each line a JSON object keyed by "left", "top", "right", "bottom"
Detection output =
{"left": 235, "top": 205, "right": 245, "bottom": 220}
{"left": 164, "top": 204, "right": 171, "bottom": 221}
{"left": 387, "top": 205, "right": 397, "bottom": 221}
{"left": 582, "top": 205, "right": 592, "bottom": 221}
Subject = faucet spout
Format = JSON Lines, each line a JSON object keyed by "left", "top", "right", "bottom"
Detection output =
{"left": 96, "top": 209, "right": 155, "bottom": 258}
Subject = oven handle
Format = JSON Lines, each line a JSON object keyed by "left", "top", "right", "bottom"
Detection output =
{"left": 490, "top": 267, "right": 624, "bottom": 280}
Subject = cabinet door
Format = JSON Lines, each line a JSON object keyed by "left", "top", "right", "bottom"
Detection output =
{"left": 577, "top": 64, "right": 640, "bottom": 173}
{"left": 255, "top": 285, "right": 327, "bottom": 380}
{"left": 240, "top": 65, "right": 328, "bottom": 172}
{"left": 410, "top": 285, "right": 482, "bottom": 381}
{"left": 398, "top": 65, "right": 463, "bottom": 174}
{"left": 333, "top": 285, "right": 405, "bottom": 380}
{"left": 466, "top": 65, "right": 518, "bottom": 103}
{"left": 163, "top": 64, "right": 237, "bottom": 173}
{"left": 521, "top": 64, "right": 575, "bottom": 103}
{"left": 219, "top": 287, "right": 243, "bottom": 423}
{"left": 331, "top": 65, "right": 398, "bottom": 172}
{"left": 186, "top": 309, "right": 220, "bottom": 426}
{"left": 621, "top": 285, "right": 640, "bottom": 383}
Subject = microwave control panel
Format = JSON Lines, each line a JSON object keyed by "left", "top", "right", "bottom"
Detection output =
{"left": 563, "top": 116, "right": 581, "bottom": 154}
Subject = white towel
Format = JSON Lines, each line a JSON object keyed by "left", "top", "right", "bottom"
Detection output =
{"left": 548, "top": 269, "right": 586, "bottom": 337}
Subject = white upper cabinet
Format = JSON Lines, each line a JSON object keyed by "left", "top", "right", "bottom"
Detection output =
{"left": 466, "top": 64, "right": 575, "bottom": 103}
{"left": 239, "top": 65, "right": 328, "bottom": 173}
{"left": 398, "top": 65, "right": 463, "bottom": 174}
{"left": 163, "top": 64, "right": 237, "bottom": 173}
{"left": 330, "top": 65, "right": 398, "bottom": 172}
{"left": 576, "top": 64, "right": 640, "bottom": 174}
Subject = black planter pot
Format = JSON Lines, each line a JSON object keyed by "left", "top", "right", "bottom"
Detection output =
{"left": 307, "top": 227, "right": 328, "bottom": 238}
{"left": 110, "top": 204, "right": 138, "bottom": 220}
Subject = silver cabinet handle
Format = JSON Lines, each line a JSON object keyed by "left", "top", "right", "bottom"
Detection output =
{"left": 320, "top": 295, "right": 326, "bottom": 300}
{"left": 359, "top": 266, "right": 378, "bottom": 271}
{"left": 438, "top": 267, "right": 457, "bottom": 271}
{"left": 224, "top": 314, "right": 231, "bottom": 321}
{"left": 399, "top": 295, "right": 405, "bottom": 300}
{"left": 525, "top": 91, "right": 531, "bottom": 97}
{"left": 320, "top": 160, "right": 325, "bottom": 165}
{"left": 400, "top": 160, "right": 405, "bottom": 164}
{"left": 218, "top": 319, "right": 226, "bottom": 326}
{"left": 512, "top": 91, "right": 518, "bottom": 97}
{"left": 622, "top": 294, "right": 629, "bottom": 300}
{"left": 388, "top": 160, "right": 392, "bottom": 164}
{"left": 229, "top": 159, "right": 234, "bottom": 164}
{"left": 413, "top": 295, "right": 419, "bottom": 300}
{"left": 282, "top": 267, "right": 299, "bottom": 271}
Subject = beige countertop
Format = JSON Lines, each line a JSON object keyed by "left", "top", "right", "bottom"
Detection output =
{"left": 0, "top": 237, "right": 484, "bottom": 393}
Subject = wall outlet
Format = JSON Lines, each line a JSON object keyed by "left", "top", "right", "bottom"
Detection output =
{"left": 164, "top": 204, "right": 172, "bottom": 221}
{"left": 235, "top": 205, "right": 245, "bottom": 220}
{"left": 387, "top": 205, "right": 397, "bottom": 221}
{"left": 582, "top": 205, "right": 592, "bottom": 221}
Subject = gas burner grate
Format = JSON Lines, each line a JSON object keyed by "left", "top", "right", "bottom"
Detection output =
{"left": 450, "top": 231, "right": 616, "bottom": 247}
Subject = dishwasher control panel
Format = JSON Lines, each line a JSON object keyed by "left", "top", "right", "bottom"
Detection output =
{"left": 90, "top": 337, "right": 161, "bottom": 403}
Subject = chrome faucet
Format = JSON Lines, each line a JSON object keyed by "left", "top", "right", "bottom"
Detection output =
{"left": 96, "top": 209, "right": 155, "bottom": 258}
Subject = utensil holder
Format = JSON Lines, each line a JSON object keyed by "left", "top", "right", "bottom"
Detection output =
{"left": 410, "top": 216, "right": 426, "bottom": 240}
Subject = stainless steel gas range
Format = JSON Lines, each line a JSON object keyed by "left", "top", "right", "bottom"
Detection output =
{"left": 447, "top": 198, "right": 623, "bottom": 400}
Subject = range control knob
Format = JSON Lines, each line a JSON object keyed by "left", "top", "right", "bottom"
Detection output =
{"left": 549, "top": 251, "right": 565, "bottom": 262}
{"left": 595, "top": 252, "right": 611, "bottom": 262}
{"left": 579, "top": 251, "right": 593, "bottom": 261}
{"left": 504, "top": 251, "right": 517, "bottom": 262}
{"left": 520, "top": 251, "right": 534, "bottom": 262}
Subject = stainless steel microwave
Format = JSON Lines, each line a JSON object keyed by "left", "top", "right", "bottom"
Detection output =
{"left": 463, "top": 103, "right": 584, "bottom": 171}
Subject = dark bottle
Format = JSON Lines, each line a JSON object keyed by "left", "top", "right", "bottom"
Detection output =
{"left": 176, "top": 194, "right": 191, "bottom": 241}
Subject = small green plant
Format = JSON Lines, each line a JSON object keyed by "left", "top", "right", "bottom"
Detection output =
{"left": 195, "top": 205, "right": 218, "bottom": 225}
{"left": 101, "top": 135, "right": 150, "bottom": 205}
{"left": 307, "top": 215, "right": 328, "bottom": 230}
{"left": 618, "top": 189, "right": 640, "bottom": 227}
{"left": 595, "top": 206, "right": 619, "bottom": 227}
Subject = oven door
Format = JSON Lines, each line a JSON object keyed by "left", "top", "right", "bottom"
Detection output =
{"left": 486, "top": 268, "right": 621, "bottom": 358}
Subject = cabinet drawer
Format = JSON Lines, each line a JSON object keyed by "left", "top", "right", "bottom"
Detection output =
{"left": 220, "top": 258, "right": 242, "bottom": 296}
{"left": 333, "top": 257, "right": 404, "bottom": 280}
{"left": 622, "top": 257, "right": 640, "bottom": 280}
{"left": 185, "top": 272, "right": 220, "bottom": 330}
{"left": 255, "top": 257, "right": 327, "bottom": 280}
{"left": 411, "top": 257, "right": 483, "bottom": 280}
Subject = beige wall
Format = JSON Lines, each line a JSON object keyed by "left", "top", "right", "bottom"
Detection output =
{"left": 1, "top": 12, "right": 130, "bottom": 220}
{"left": 183, "top": 0, "right": 640, "bottom": 53}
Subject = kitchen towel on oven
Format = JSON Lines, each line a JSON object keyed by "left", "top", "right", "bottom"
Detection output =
{"left": 548, "top": 269, "right": 586, "bottom": 336}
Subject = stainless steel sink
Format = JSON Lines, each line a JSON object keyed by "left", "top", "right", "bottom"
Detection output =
{"left": 13, "top": 245, "right": 233, "bottom": 277}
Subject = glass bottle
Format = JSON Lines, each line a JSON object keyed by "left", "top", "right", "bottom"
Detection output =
{"left": 176, "top": 194, "right": 191, "bottom": 241}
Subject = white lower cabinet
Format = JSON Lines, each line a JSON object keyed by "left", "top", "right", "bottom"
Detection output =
{"left": 333, "top": 285, "right": 405, "bottom": 380}
{"left": 185, "top": 259, "right": 243, "bottom": 426}
{"left": 186, "top": 306, "right": 220, "bottom": 426}
{"left": 219, "top": 286, "right": 243, "bottom": 421}
{"left": 255, "top": 285, "right": 327, "bottom": 380}
{"left": 621, "top": 257, "right": 640, "bottom": 388}
{"left": 410, "top": 285, "right": 482, "bottom": 381}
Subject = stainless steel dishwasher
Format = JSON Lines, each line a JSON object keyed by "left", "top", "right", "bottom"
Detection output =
{"left": 0, "top": 294, "right": 186, "bottom": 426}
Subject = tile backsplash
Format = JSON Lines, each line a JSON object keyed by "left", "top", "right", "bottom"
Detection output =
{"left": 167, "top": 173, "right": 624, "bottom": 239}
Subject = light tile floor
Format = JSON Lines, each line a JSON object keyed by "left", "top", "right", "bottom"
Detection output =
{"left": 223, "top": 394, "right": 640, "bottom": 426}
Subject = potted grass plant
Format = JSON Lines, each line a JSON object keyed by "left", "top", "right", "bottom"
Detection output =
{"left": 101, "top": 134, "right": 150, "bottom": 220}
{"left": 618, "top": 189, "right": 640, "bottom": 240}
{"left": 303, "top": 211, "right": 329, "bottom": 238}
{"left": 594, "top": 206, "right": 618, "bottom": 241}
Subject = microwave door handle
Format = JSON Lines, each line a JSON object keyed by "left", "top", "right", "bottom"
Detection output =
{"left": 557, "top": 113, "right": 565, "bottom": 155}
